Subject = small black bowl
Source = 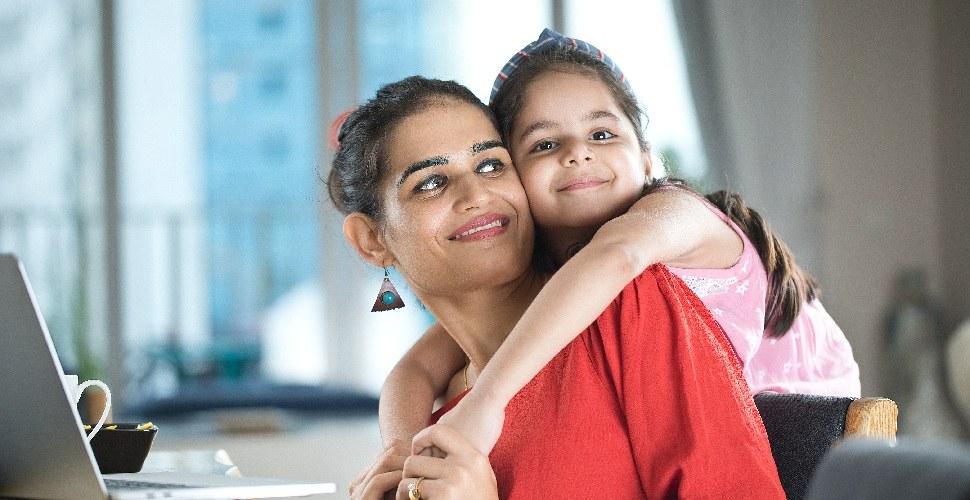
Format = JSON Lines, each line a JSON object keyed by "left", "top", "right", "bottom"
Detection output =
{"left": 85, "top": 423, "right": 157, "bottom": 474}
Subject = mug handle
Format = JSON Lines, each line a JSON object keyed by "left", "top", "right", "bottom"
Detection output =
{"left": 76, "top": 380, "right": 112, "bottom": 442}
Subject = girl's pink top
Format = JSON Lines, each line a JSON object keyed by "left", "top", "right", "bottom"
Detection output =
{"left": 667, "top": 199, "right": 861, "bottom": 397}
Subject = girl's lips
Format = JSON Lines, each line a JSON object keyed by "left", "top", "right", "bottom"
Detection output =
{"left": 448, "top": 214, "right": 510, "bottom": 241}
{"left": 558, "top": 176, "right": 608, "bottom": 191}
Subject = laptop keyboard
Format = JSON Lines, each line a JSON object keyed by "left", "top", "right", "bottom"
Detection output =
{"left": 104, "top": 478, "right": 196, "bottom": 490}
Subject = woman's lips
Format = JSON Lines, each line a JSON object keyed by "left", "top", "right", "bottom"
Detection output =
{"left": 448, "top": 214, "right": 510, "bottom": 241}
{"left": 558, "top": 176, "right": 608, "bottom": 191}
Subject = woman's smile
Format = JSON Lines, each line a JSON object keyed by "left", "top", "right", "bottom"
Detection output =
{"left": 448, "top": 214, "right": 510, "bottom": 241}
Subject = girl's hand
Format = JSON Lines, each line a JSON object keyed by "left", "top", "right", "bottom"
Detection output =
{"left": 397, "top": 424, "right": 499, "bottom": 500}
{"left": 431, "top": 390, "right": 505, "bottom": 456}
{"left": 350, "top": 440, "right": 409, "bottom": 500}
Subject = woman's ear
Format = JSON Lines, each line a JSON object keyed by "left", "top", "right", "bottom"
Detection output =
{"left": 342, "top": 213, "right": 393, "bottom": 268}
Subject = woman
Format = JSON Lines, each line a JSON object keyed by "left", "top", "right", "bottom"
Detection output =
{"left": 329, "top": 76, "right": 784, "bottom": 498}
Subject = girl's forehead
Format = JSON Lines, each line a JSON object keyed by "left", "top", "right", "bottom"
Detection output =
{"left": 516, "top": 71, "right": 626, "bottom": 127}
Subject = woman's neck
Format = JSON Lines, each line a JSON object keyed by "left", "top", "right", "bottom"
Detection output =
{"left": 421, "top": 268, "right": 549, "bottom": 372}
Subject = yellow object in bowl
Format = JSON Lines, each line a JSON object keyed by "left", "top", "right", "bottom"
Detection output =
{"left": 85, "top": 423, "right": 158, "bottom": 473}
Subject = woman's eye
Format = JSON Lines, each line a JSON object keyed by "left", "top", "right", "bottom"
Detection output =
{"left": 591, "top": 130, "right": 616, "bottom": 141}
{"left": 532, "top": 140, "right": 557, "bottom": 153}
{"left": 414, "top": 174, "right": 447, "bottom": 192}
{"left": 477, "top": 159, "right": 506, "bottom": 175}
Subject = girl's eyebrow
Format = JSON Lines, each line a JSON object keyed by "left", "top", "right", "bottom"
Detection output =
{"left": 396, "top": 140, "right": 504, "bottom": 188}
{"left": 582, "top": 110, "right": 621, "bottom": 123}
{"left": 517, "top": 120, "right": 556, "bottom": 143}
{"left": 517, "top": 111, "right": 621, "bottom": 143}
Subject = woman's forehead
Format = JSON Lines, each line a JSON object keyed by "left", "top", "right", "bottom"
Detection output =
{"left": 387, "top": 100, "right": 501, "bottom": 168}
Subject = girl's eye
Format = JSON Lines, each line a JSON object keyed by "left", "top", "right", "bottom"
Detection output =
{"left": 414, "top": 174, "right": 447, "bottom": 193}
{"left": 591, "top": 130, "right": 616, "bottom": 141}
{"left": 531, "top": 140, "right": 557, "bottom": 153}
{"left": 477, "top": 159, "right": 506, "bottom": 176}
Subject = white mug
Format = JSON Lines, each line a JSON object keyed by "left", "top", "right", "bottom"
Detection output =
{"left": 63, "top": 374, "right": 112, "bottom": 442}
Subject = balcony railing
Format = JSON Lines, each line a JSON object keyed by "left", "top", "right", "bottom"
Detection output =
{"left": 0, "top": 205, "right": 325, "bottom": 403}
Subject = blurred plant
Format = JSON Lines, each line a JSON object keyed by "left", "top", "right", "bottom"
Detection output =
{"left": 72, "top": 212, "right": 102, "bottom": 382}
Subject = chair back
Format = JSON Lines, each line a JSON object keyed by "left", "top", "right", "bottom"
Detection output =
{"left": 754, "top": 393, "right": 897, "bottom": 499}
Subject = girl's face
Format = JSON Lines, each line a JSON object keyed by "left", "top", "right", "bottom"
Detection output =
{"left": 377, "top": 99, "right": 535, "bottom": 296}
{"left": 507, "top": 71, "right": 651, "bottom": 233}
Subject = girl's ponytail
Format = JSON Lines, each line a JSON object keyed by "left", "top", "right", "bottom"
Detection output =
{"left": 704, "top": 189, "right": 820, "bottom": 337}
{"left": 646, "top": 178, "right": 820, "bottom": 338}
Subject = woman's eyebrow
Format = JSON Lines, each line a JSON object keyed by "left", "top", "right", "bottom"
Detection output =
{"left": 397, "top": 156, "right": 447, "bottom": 188}
{"left": 472, "top": 140, "right": 504, "bottom": 154}
{"left": 396, "top": 140, "right": 504, "bottom": 188}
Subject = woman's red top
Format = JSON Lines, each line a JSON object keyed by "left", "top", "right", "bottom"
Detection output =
{"left": 432, "top": 264, "right": 784, "bottom": 499}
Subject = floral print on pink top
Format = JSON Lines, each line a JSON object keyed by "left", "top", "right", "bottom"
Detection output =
{"left": 667, "top": 199, "right": 861, "bottom": 397}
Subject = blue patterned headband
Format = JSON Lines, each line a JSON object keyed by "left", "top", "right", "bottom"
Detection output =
{"left": 489, "top": 28, "right": 630, "bottom": 105}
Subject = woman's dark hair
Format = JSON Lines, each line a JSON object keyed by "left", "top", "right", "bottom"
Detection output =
{"left": 328, "top": 76, "right": 496, "bottom": 219}
{"left": 490, "top": 46, "right": 649, "bottom": 152}
{"left": 648, "top": 178, "right": 821, "bottom": 338}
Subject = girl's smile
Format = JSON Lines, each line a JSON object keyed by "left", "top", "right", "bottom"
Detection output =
{"left": 557, "top": 175, "right": 610, "bottom": 192}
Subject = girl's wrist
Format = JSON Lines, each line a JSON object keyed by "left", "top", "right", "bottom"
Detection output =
{"left": 465, "top": 383, "right": 509, "bottom": 412}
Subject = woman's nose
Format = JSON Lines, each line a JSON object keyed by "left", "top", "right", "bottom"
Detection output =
{"left": 453, "top": 176, "right": 491, "bottom": 211}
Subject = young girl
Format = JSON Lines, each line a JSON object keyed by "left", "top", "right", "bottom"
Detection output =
{"left": 376, "top": 29, "right": 860, "bottom": 456}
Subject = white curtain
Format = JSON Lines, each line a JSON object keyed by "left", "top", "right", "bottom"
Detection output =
{"left": 671, "top": 0, "right": 824, "bottom": 277}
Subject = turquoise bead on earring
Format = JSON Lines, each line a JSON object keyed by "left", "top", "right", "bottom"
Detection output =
{"left": 371, "top": 268, "right": 405, "bottom": 312}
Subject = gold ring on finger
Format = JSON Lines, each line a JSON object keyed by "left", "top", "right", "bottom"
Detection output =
{"left": 408, "top": 477, "right": 425, "bottom": 500}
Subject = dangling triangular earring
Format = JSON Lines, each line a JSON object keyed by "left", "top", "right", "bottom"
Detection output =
{"left": 371, "top": 268, "right": 405, "bottom": 312}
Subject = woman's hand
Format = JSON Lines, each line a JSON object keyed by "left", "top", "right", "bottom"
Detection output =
{"left": 430, "top": 390, "right": 505, "bottom": 456}
{"left": 350, "top": 440, "right": 409, "bottom": 500}
{"left": 396, "top": 424, "right": 498, "bottom": 500}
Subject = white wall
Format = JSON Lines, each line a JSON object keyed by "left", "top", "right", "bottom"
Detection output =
{"left": 816, "top": 0, "right": 942, "bottom": 396}
{"left": 698, "top": 0, "right": 963, "bottom": 398}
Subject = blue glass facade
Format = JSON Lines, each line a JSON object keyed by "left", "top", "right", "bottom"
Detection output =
{"left": 359, "top": 0, "right": 426, "bottom": 99}
{"left": 200, "top": 0, "right": 319, "bottom": 344}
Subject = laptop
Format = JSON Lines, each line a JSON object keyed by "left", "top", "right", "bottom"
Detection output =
{"left": 0, "top": 253, "right": 336, "bottom": 499}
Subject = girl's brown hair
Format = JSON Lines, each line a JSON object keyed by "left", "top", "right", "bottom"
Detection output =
{"left": 650, "top": 179, "right": 821, "bottom": 338}
{"left": 491, "top": 46, "right": 819, "bottom": 338}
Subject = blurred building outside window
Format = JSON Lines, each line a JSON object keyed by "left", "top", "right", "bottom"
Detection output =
{"left": 0, "top": 0, "right": 705, "bottom": 415}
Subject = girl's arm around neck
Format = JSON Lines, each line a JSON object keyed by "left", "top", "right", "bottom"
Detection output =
{"left": 470, "top": 188, "right": 741, "bottom": 407}
{"left": 378, "top": 321, "right": 467, "bottom": 448}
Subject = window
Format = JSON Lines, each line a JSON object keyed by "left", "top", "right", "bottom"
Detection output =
{"left": 0, "top": 1, "right": 104, "bottom": 378}
{"left": 0, "top": 0, "right": 707, "bottom": 414}
{"left": 566, "top": 0, "right": 708, "bottom": 182}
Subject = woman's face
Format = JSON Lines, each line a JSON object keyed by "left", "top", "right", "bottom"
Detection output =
{"left": 507, "top": 71, "right": 650, "bottom": 233}
{"left": 378, "top": 98, "right": 535, "bottom": 296}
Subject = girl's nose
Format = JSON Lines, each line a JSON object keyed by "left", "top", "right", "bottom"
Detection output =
{"left": 562, "top": 140, "right": 595, "bottom": 167}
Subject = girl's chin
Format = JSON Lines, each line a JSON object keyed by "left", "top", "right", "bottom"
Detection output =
{"left": 541, "top": 210, "right": 616, "bottom": 230}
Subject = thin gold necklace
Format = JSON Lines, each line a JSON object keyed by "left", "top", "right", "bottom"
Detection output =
{"left": 463, "top": 358, "right": 470, "bottom": 391}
